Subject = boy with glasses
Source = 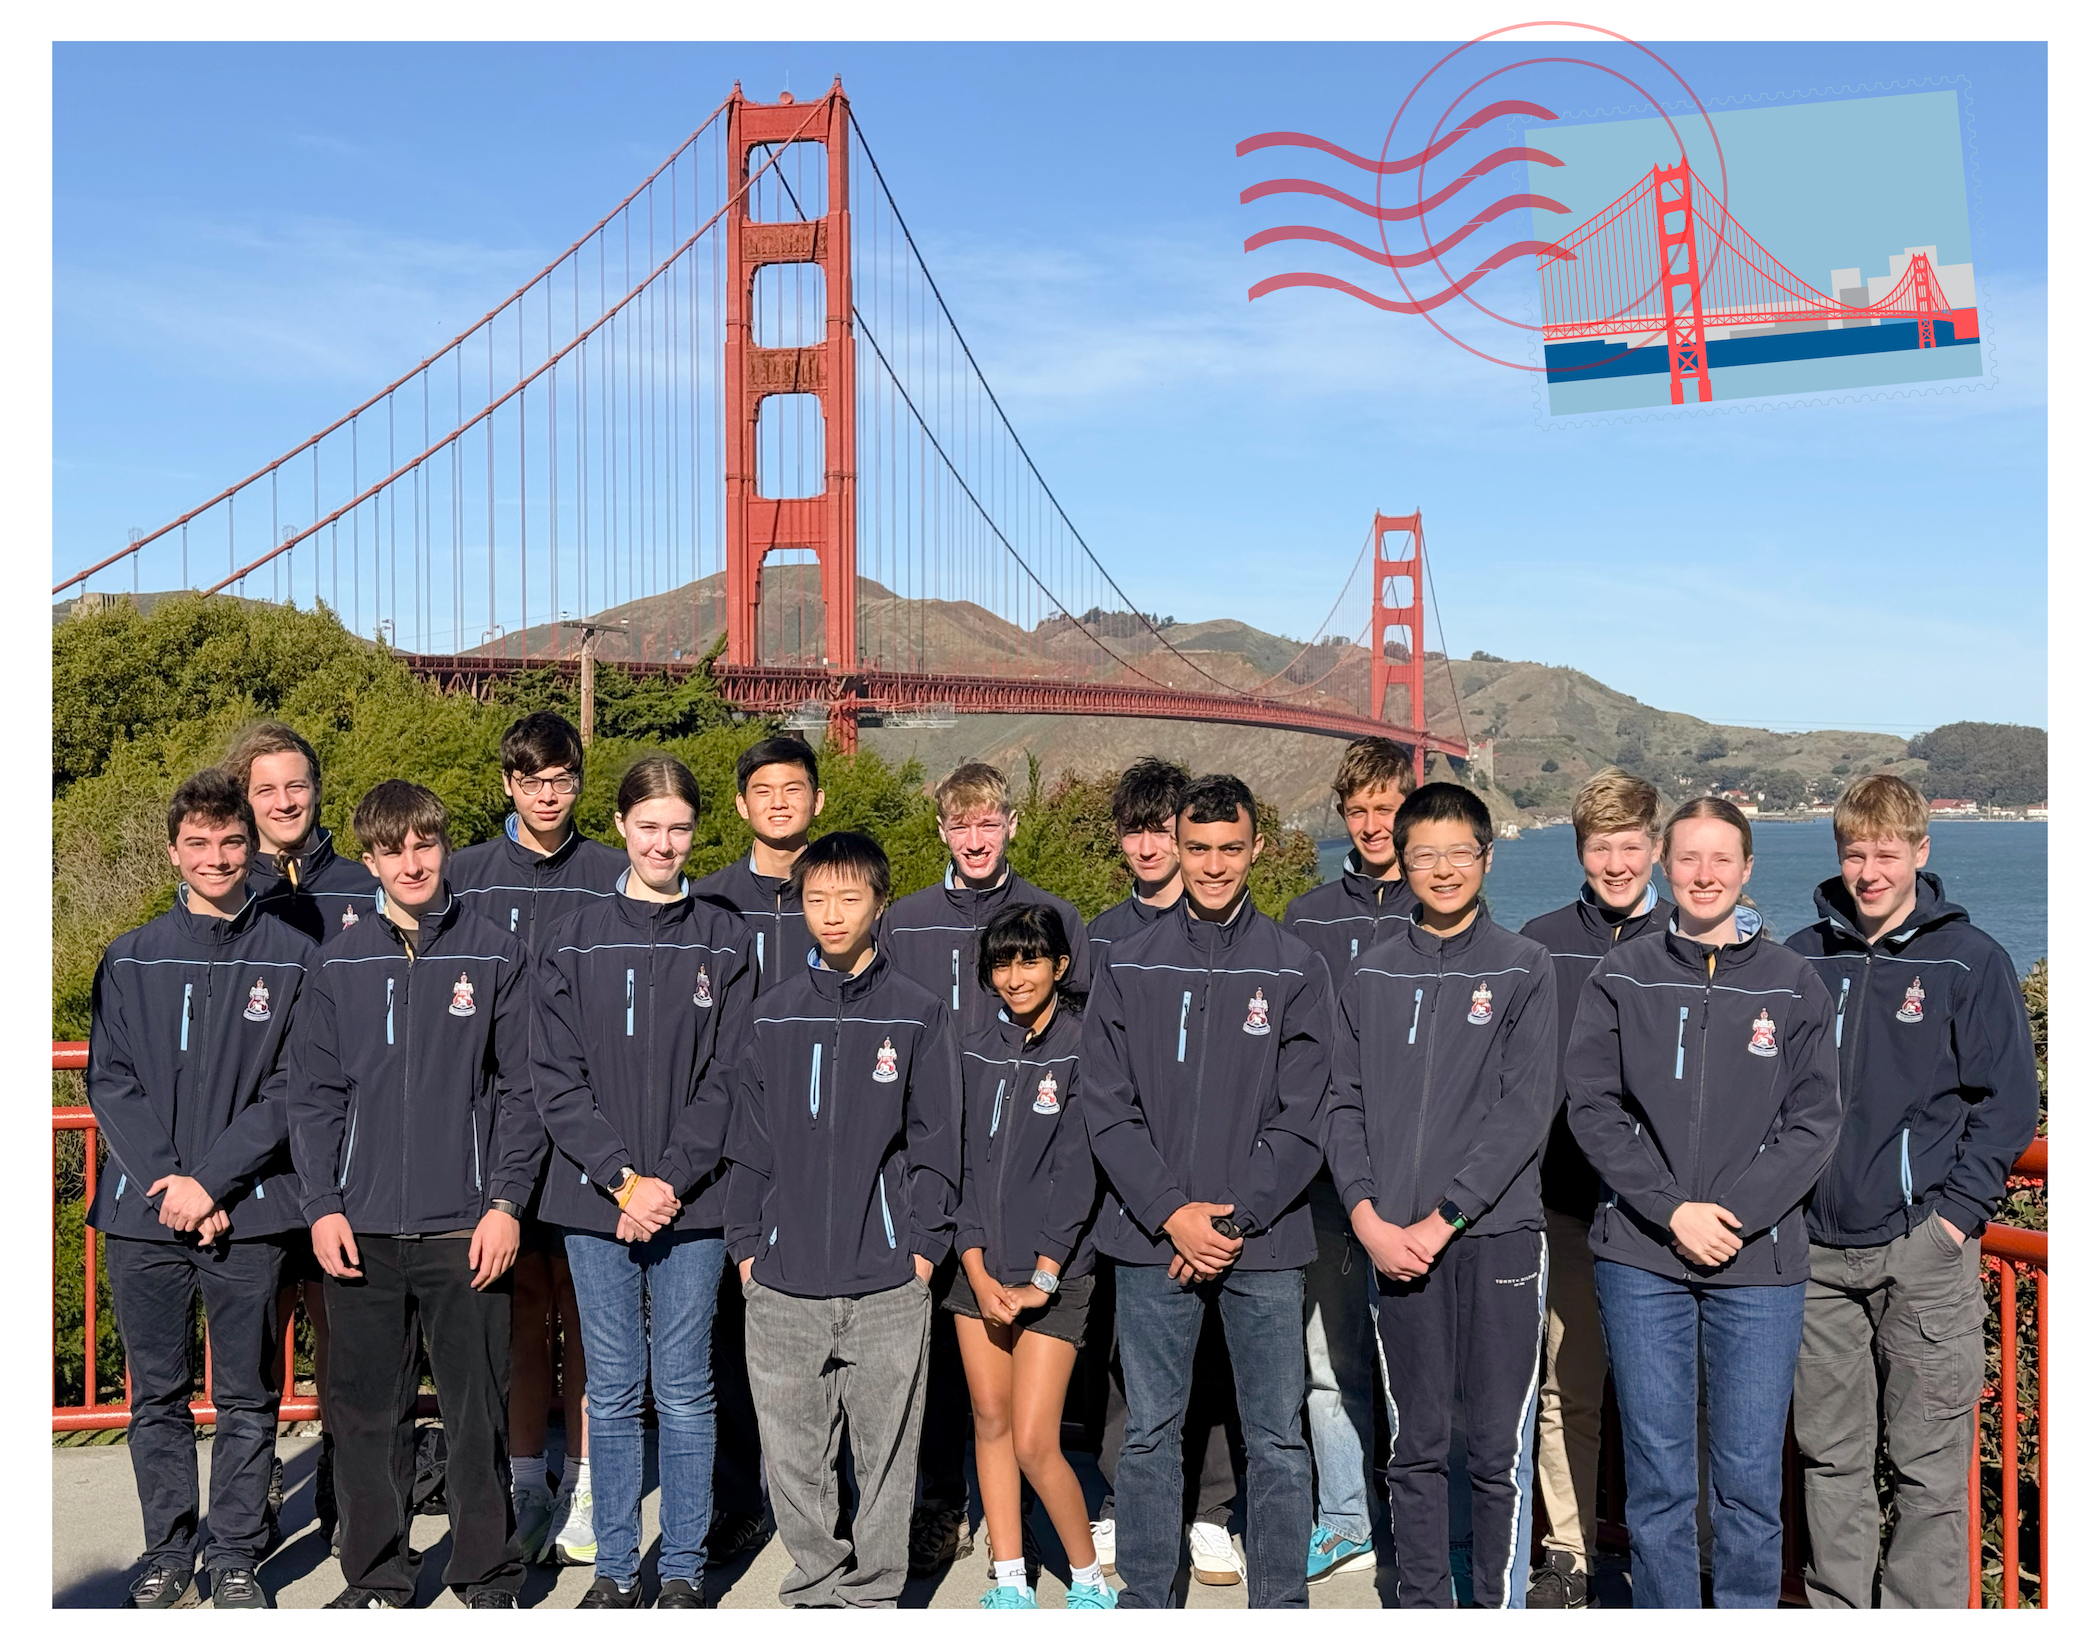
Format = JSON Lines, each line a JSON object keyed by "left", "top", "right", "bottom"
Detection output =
{"left": 451, "top": 711, "right": 626, "bottom": 1567}
{"left": 1327, "top": 782, "right": 1557, "bottom": 1610}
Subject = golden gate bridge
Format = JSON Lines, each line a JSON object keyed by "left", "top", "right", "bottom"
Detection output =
{"left": 53, "top": 80, "right": 1469, "bottom": 779}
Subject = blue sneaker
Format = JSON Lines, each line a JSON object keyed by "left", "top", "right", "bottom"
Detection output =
{"left": 1064, "top": 1580, "right": 1118, "bottom": 1609}
{"left": 979, "top": 1584, "right": 1036, "bottom": 1609}
{"left": 1308, "top": 1524, "right": 1375, "bottom": 1583}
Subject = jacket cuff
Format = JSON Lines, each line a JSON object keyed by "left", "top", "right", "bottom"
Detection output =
{"left": 956, "top": 1224, "right": 987, "bottom": 1256}
{"left": 587, "top": 1147, "right": 632, "bottom": 1190}
{"left": 1932, "top": 1193, "right": 1988, "bottom": 1237}
{"left": 652, "top": 1150, "right": 692, "bottom": 1195}
{"left": 728, "top": 1232, "right": 762, "bottom": 1264}
{"left": 1031, "top": 1232, "right": 1076, "bottom": 1271}
{"left": 1338, "top": 1177, "right": 1378, "bottom": 1214}
{"left": 911, "top": 1234, "right": 952, "bottom": 1267}
{"left": 1443, "top": 1182, "right": 1490, "bottom": 1225}
{"left": 1132, "top": 1186, "right": 1188, "bottom": 1238}
{"left": 488, "top": 1174, "right": 536, "bottom": 1210}
{"left": 302, "top": 1191, "right": 346, "bottom": 1223}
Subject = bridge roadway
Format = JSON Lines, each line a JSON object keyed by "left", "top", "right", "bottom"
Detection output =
{"left": 406, "top": 655, "right": 1471, "bottom": 758}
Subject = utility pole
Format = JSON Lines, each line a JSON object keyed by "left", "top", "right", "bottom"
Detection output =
{"left": 557, "top": 619, "right": 628, "bottom": 747}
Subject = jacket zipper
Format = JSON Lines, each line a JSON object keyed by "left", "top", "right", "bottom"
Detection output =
{"left": 1183, "top": 931, "right": 1217, "bottom": 1197}
{"left": 180, "top": 982, "right": 193, "bottom": 1052}
{"left": 1176, "top": 990, "right": 1192, "bottom": 1062}
{"left": 1689, "top": 953, "right": 1714, "bottom": 1215}
{"left": 340, "top": 1100, "right": 360, "bottom": 1186}
{"left": 1408, "top": 950, "right": 1445, "bottom": 1218}
{"left": 1674, "top": 1006, "right": 1688, "bottom": 1079}
{"left": 398, "top": 948, "right": 415, "bottom": 1233}
{"left": 989, "top": 1077, "right": 1007, "bottom": 1139}
{"left": 1834, "top": 976, "right": 1851, "bottom": 1048}
{"left": 824, "top": 991, "right": 843, "bottom": 1270}
{"left": 808, "top": 1042, "right": 824, "bottom": 1118}
{"left": 625, "top": 968, "right": 636, "bottom": 1037}
{"left": 1900, "top": 1126, "right": 1913, "bottom": 1205}
{"left": 950, "top": 948, "right": 960, "bottom": 1011}
{"left": 385, "top": 978, "right": 395, "bottom": 1046}
{"left": 1407, "top": 987, "right": 1424, "bottom": 1046}
{"left": 878, "top": 1170, "right": 897, "bottom": 1248}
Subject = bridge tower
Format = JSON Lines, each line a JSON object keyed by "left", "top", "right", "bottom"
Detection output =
{"left": 1652, "top": 161, "right": 1713, "bottom": 406}
{"left": 723, "top": 81, "right": 861, "bottom": 749}
{"left": 1369, "top": 511, "right": 1430, "bottom": 786}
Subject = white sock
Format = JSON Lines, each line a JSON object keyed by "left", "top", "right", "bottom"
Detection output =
{"left": 510, "top": 1456, "right": 544, "bottom": 1494}
{"left": 560, "top": 1455, "right": 587, "bottom": 1494}
{"left": 1070, "top": 1561, "right": 1104, "bottom": 1590}
{"left": 994, "top": 1558, "right": 1028, "bottom": 1589}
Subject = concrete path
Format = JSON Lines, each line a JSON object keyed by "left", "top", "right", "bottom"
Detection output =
{"left": 56, "top": 1430, "right": 1405, "bottom": 1609}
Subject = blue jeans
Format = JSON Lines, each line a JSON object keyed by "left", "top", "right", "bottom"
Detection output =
{"left": 1115, "top": 1262, "right": 1312, "bottom": 1608}
{"left": 1594, "top": 1260, "right": 1806, "bottom": 1608}
{"left": 564, "top": 1230, "right": 726, "bottom": 1587}
{"left": 1302, "top": 1178, "right": 1375, "bottom": 1543}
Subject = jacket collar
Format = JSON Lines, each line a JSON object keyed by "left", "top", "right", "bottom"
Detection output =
{"left": 1575, "top": 879, "right": 1666, "bottom": 940}
{"left": 261, "top": 825, "right": 344, "bottom": 887}
{"left": 1340, "top": 850, "right": 1408, "bottom": 908}
{"left": 804, "top": 944, "right": 889, "bottom": 1003}
{"left": 994, "top": 1001, "right": 1077, "bottom": 1055}
{"left": 502, "top": 812, "right": 587, "bottom": 870}
{"left": 942, "top": 860, "right": 1013, "bottom": 902}
{"left": 745, "top": 849, "right": 793, "bottom": 893}
{"left": 1810, "top": 869, "right": 1964, "bottom": 951}
{"left": 1177, "top": 888, "right": 1255, "bottom": 947}
{"left": 376, "top": 884, "right": 461, "bottom": 950}
{"left": 1400, "top": 904, "right": 1489, "bottom": 962}
{"left": 170, "top": 885, "right": 260, "bottom": 946}
{"left": 611, "top": 869, "right": 693, "bottom": 929}
{"left": 1664, "top": 905, "right": 1765, "bottom": 972}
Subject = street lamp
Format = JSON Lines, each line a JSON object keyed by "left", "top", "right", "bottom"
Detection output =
{"left": 557, "top": 618, "right": 630, "bottom": 747}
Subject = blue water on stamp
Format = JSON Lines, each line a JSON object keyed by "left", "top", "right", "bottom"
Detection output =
{"left": 1317, "top": 821, "right": 2047, "bottom": 975}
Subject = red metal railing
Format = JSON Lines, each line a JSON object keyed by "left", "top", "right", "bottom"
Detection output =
{"left": 1971, "top": 1138, "right": 2046, "bottom": 1608}
{"left": 51, "top": 1041, "right": 319, "bottom": 1433}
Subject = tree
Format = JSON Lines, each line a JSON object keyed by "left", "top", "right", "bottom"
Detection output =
{"left": 1907, "top": 722, "right": 2048, "bottom": 806}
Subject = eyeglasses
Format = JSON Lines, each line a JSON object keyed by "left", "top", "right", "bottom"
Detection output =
{"left": 514, "top": 773, "right": 582, "bottom": 797}
{"left": 1402, "top": 846, "right": 1482, "bottom": 872}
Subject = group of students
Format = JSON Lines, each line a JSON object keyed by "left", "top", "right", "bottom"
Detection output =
{"left": 87, "top": 716, "right": 2039, "bottom": 1612}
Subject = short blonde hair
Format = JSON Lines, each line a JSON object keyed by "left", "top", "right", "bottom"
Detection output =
{"left": 934, "top": 760, "right": 1013, "bottom": 821}
{"left": 1833, "top": 773, "right": 1929, "bottom": 847}
{"left": 1573, "top": 766, "right": 1661, "bottom": 849}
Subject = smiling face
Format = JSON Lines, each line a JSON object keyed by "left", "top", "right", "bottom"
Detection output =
{"left": 991, "top": 951, "right": 1067, "bottom": 1027}
{"left": 1339, "top": 781, "right": 1407, "bottom": 877}
{"left": 245, "top": 749, "right": 318, "bottom": 858}
{"left": 167, "top": 811, "right": 252, "bottom": 906}
{"left": 1665, "top": 816, "right": 1752, "bottom": 934}
{"left": 1581, "top": 825, "right": 1662, "bottom": 913}
{"left": 736, "top": 760, "right": 824, "bottom": 847}
{"left": 504, "top": 763, "right": 581, "bottom": 839}
{"left": 1118, "top": 819, "right": 1178, "bottom": 887}
{"left": 1176, "top": 805, "right": 1263, "bottom": 916}
{"left": 616, "top": 794, "right": 697, "bottom": 894}
{"left": 1838, "top": 831, "right": 1929, "bottom": 931}
{"left": 364, "top": 829, "right": 447, "bottom": 915}
{"left": 940, "top": 805, "right": 1016, "bottom": 886}
{"left": 801, "top": 865, "right": 885, "bottom": 966}
{"left": 1400, "top": 817, "right": 1490, "bottom": 920}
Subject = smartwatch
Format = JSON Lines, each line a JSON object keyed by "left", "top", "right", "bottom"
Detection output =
{"left": 1211, "top": 1213, "right": 1245, "bottom": 1242}
{"left": 1435, "top": 1198, "right": 1470, "bottom": 1233}
{"left": 488, "top": 1199, "right": 524, "bottom": 1220}
{"left": 1031, "top": 1267, "right": 1062, "bottom": 1296}
{"left": 605, "top": 1168, "right": 639, "bottom": 1208}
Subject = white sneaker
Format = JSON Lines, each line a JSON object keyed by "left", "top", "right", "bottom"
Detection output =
{"left": 1090, "top": 1519, "right": 1116, "bottom": 1577}
{"left": 1188, "top": 1521, "right": 1244, "bottom": 1586}
{"left": 549, "top": 1480, "right": 597, "bottom": 1566}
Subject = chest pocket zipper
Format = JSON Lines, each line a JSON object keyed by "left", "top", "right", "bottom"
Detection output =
{"left": 1674, "top": 1005, "right": 1689, "bottom": 1079}
{"left": 951, "top": 949, "right": 960, "bottom": 1010}
{"left": 878, "top": 1173, "right": 897, "bottom": 1248}
{"left": 180, "top": 982, "right": 193, "bottom": 1052}
{"left": 1900, "top": 1127, "right": 1914, "bottom": 1205}
{"left": 1177, "top": 991, "right": 1192, "bottom": 1062}
{"left": 1407, "top": 988, "right": 1423, "bottom": 1046}
{"left": 509, "top": 907, "right": 520, "bottom": 933}
{"left": 1350, "top": 938, "right": 1359, "bottom": 961}
{"left": 756, "top": 931, "right": 766, "bottom": 975}
{"left": 808, "top": 1042, "right": 824, "bottom": 1118}
{"left": 1835, "top": 977, "right": 1851, "bottom": 1048}
{"left": 385, "top": 978, "right": 396, "bottom": 1046}
{"left": 990, "top": 1078, "right": 1006, "bottom": 1140}
{"left": 625, "top": 969, "right": 636, "bottom": 1036}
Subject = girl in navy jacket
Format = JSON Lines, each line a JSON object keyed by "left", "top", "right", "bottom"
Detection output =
{"left": 950, "top": 906, "right": 1114, "bottom": 1609}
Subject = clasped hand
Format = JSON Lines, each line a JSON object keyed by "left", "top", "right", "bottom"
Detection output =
{"left": 1163, "top": 1202, "right": 1242, "bottom": 1284}
{"left": 1350, "top": 1201, "right": 1456, "bottom": 1282}
{"left": 1668, "top": 1201, "right": 1743, "bottom": 1267}
{"left": 148, "top": 1175, "right": 227, "bottom": 1247}
{"left": 614, "top": 1175, "right": 681, "bottom": 1244}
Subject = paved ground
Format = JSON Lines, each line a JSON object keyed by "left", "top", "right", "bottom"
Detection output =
{"left": 57, "top": 1429, "right": 1421, "bottom": 1609}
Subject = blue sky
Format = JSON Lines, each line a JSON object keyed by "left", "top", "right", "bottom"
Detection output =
{"left": 52, "top": 40, "right": 2046, "bottom": 734}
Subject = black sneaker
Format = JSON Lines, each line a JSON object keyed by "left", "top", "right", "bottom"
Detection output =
{"left": 264, "top": 1457, "right": 285, "bottom": 1554}
{"left": 315, "top": 1433, "right": 339, "bottom": 1555}
{"left": 1525, "top": 1551, "right": 1590, "bottom": 1609}
{"left": 705, "top": 1511, "right": 774, "bottom": 1565}
{"left": 211, "top": 1568, "right": 268, "bottom": 1609}
{"left": 463, "top": 1588, "right": 518, "bottom": 1608}
{"left": 907, "top": 1503, "right": 971, "bottom": 1576}
{"left": 576, "top": 1576, "right": 640, "bottom": 1608}
{"left": 655, "top": 1578, "right": 705, "bottom": 1608}
{"left": 324, "top": 1587, "right": 397, "bottom": 1608}
{"left": 126, "top": 1564, "right": 197, "bottom": 1609}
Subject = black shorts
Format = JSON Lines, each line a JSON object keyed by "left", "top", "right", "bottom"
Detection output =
{"left": 943, "top": 1266, "right": 1095, "bottom": 1348}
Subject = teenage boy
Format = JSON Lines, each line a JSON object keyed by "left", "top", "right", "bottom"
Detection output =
{"left": 884, "top": 760, "right": 1087, "bottom": 1572}
{"left": 1084, "top": 757, "right": 1246, "bottom": 1587}
{"left": 696, "top": 734, "right": 822, "bottom": 993}
{"left": 1785, "top": 774, "right": 2039, "bottom": 1609}
{"left": 1282, "top": 735, "right": 1412, "bottom": 1584}
{"left": 1515, "top": 766, "right": 1672, "bottom": 1608}
{"left": 1082, "top": 773, "right": 1330, "bottom": 1610}
{"left": 1326, "top": 781, "right": 1557, "bottom": 1610}
{"left": 450, "top": 710, "right": 624, "bottom": 1567}
{"left": 288, "top": 781, "right": 545, "bottom": 1609}
{"left": 226, "top": 722, "right": 380, "bottom": 942}
{"left": 724, "top": 831, "right": 963, "bottom": 1607}
{"left": 88, "top": 771, "right": 314, "bottom": 1610}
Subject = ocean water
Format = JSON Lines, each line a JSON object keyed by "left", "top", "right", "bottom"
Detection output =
{"left": 1316, "top": 821, "right": 2047, "bottom": 976}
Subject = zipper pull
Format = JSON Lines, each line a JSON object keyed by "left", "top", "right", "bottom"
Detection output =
{"left": 385, "top": 977, "right": 396, "bottom": 1047}
{"left": 951, "top": 949, "right": 960, "bottom": 1011}
{"left": 808, "top": 1042, "right": 823, "bottom": 1119}
{"left": 1177, "top": 990, "right": 1192, "bottom": 1063}
{"left": 625, "top": 968, "right": 636, "bottom": 1037}
{"left": 1835, "top": 977, "right": 1851, "bottom": 1049}
{"left": 1674, "top": 1005, "right": 1688, "bottom": 1080}
{"left": 180, "top": 981, "right": 193, "bottom": 1052}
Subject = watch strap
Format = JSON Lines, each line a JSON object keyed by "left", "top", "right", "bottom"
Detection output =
{"left": 488, "top": 1199, "right": 524, "bottom": 1220}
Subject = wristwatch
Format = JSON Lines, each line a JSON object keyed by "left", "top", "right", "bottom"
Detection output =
{"left": 1435, "top": 1198, "right": 1470, "bottom": 1233}
{"left": 1211, "top": 1213, "right": 1246, "bottom": 1242}
{"left": 1031, "top": 1267, "right": 1061, "bottom": 1296}
{"left": 488, "top": 1199, "right": 524, "bottom": 1220}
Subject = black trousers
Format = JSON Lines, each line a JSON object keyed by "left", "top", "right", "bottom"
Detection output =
{"left": 1096, "top": 1267, "right": 1245, "bottom": 1527}
{"left": 324, "top": 1235, "right": 522, "bottom": 1602}
{"left": 916, "top": 1253, "right": 972, "bottom": 1508}
{"left": 711, "top": 1257, "right": 767, "bottom": 1526}
{"left": 1373, "top": 1227, "right": 1548, "bottom": 1608}
{"left": 105, "top": 1234, "right": 286, "bottom": 1574}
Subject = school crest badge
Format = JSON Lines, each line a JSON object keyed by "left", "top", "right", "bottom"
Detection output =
{"left": 694, "top": 966, "right": 714, "bottom": 1008}
{"left": 1896, "top": 976, "right": 1926, "bottom": 1024}
{"left": 340, "top": 902, "right": 361, "bottom": 929}
{"left": 448, "top": 972, "right": 477, "bottom": 1018}
{"left": 1468, "top": 981, "right": 1494, "bottom": 1026}
{"left": 1243, "top": 988, "right": 1272, "bottom": 1035}
{"left": 1748, "top": 1008, "right": 1778, "bottom": 1057}
{"left": 243, "top": 979, "right": 272, "bottom": 1022}
{"left": 1033, "top": 1072, "right": 1061, "bottom": 1114}
{"left": 872, "top": 1037, "right": 899, "bottom": 1083}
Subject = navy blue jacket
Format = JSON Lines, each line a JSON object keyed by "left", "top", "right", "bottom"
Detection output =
{"left": 1283, "top": 853, "right": 1416, "bottom": 983}
{"left": 1085, "top": 888, "right": 1173, "bottom": 972}
{"left": 884, "top": 865, "right": 1090, "bottom": 1044}
{"left": 287, "top": 888, "right": 545, "bottom": 1234}
{"left": 532, "top": 878, "right": 760, "bottom": 1234}
{"left": 86, "top": 892, "right": 314, "bottom": 1241}
{"left": 1519, "top": 885, "right": 1675, "bottom": 1221}
{"left": 1081, "top": 895, "right": 1331, "bottom": 1270}
{"left": 450, "top": 816, "right": 627, "bottom": 957}
{"left": 724, "top": 948, "right": 962, "bottom": 1298}
{"left": 957, "top": 1005, "right": 1101, "bottom": 1284}
{"left": 696, "top": 852, "right": 813, "bottom": 995}
{"left": 247, "top": 827, "right": 380, "bottom": 946}
{"left": 1565, "top": 916, "right": 1842, "bottom": 1285}
{"left": 1327, "top": 910, "right": 1558, "bottom": 1237}
{"left": 1786, "top": 872, "right": 2038, "bottom": 1245}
